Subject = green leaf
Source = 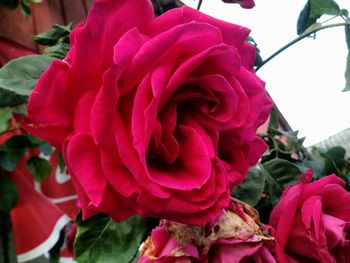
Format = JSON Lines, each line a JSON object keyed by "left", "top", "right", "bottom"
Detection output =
{"left": 346, "top": 23, "right": 350, "bottom": 51}
{"left": 323, "top": 146, "right": 347, "bottom": 174}
{"left": 341, "top": 9, "right": 349, "bottom": 18}
{"left": 33, "top": 24, "right": 72, "bottom": 46}
{"left": 0, "top": 0, "right": 19, "bottom": 9}
{"left": 297, "top": 159, "right": 324, "bottom": 178}
{"left": 263, "top": 158, "right": 302, "bottom": 188}
{"left": 273, "top": 129, "right": 305, "bottom": 154}
{"left": 267, "top": 108, "right": 279, "bottom": 135}
{"left": 309, "top": 0, "right": 340, "bottom": 18}
{"left": 25, "top": 133, "right": 53, "bottom": 156}
{"left": 297, "top": 0, "right": 340, "bottom": 35}
{"left": 58, "top": 152, "right": 65, "bottom": 173}
{"left": 344, "top": 24, "right": 350, "bottom": 92}
{"left": 264, "top": 171, "right": 283, "bottom": 206}
{"left": 0, "top": 55, "right": 54, "bottom": 107}
{"left": 27, "top": 156, "right": 52, "bottom": 181}
{"left": 0, "top": 176, "right": 18, "bottom": 213}
{"left": 49, "top": 230, "right": 65, "bottom": 263}
{"left": 20, "top": 0, "right": 31, "bottom": 16}
{"left": 0, "top": 108, "right": 12, "bottom": 134}
{"left": 4, "top": 135, "right": 33, "bottom": 149}
{"left": 344, "top": 52, "right": 350, "bottom": 91}
{"left": 247, "top": 36, "right": 263, "bottom": 68}
{"left": 1, "top": 135, "right": 33, "bottom": 165}
{"left": 311, "top": 146, "right": 350, "bottom": 185}
{"left": 0, "top": 89, "right": 27, "bottom": 108}
{"left": 232, "top": 165, "right": 266, "bottom": 207}
{"left": 297, "top": 1, "right": 318, "bottom": 35}
{"left": 254, "top": 170, "right": 282, "bottom": 223}
{"left": 44, "top": 42, "right": 70, "bottom": 59}
{"left": 326, "top": 146, "right": 346, "bottom": 162}
{"left": 0, "top": 152, "right": 16, "bottom": 172}
{"left": 11, "top": 105, "right": 27, "bottom": 115}
{"left": 38, "top": 142, "right": 53, "bottom": 156}
{"left": 75, "top": 214, "right": 150, "bottom": 263}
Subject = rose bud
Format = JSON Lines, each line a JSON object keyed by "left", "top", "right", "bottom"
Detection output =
{"left": 221, "top": 0, "right": 255, "bottom": 9}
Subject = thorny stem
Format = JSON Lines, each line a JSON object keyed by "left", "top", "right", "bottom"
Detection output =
{"left": 256, "top": 21, "right": 350, "bottom": 72}
{"left": 0, "top": 124, "right": 20, "bottom": 136}
{"left": 197, "top": 0, "right": 203, "bottom": 10}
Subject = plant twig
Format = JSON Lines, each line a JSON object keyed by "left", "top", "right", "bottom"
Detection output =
{"left": 0, "top": 125, "right": 20, "bottom": 136}
{"left": 256, "top": 21, "right": 350, "bottom": 72}
{"left": 197, "top": 0, "right": 203, "bottom": 10}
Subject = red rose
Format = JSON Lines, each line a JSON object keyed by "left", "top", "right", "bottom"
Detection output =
{"left": 23, "top": 0, "right": 271, "bottom": 225}
{"left": 222, "top": 0, "right": 255, "bottom": 9}
{"left": 269, "top": 170, "right": 350, "bottom": 263}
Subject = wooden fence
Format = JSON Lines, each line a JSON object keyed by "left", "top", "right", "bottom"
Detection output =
{"left": 0, "top": 0, "right": 92, "bottom": 52}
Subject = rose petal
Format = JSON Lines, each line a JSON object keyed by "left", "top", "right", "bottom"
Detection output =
{"left": 24, "top": 61, "right": 72, "bottom": 148}
{"left": 66, "top": 133, "right": 107, "bottom": 207}
{"left": 148, "top": 125, "right": 212, "bottom": 190}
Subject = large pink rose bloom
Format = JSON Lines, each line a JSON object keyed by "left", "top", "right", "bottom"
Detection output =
{"left": 269, "top": 170, "right": 350, "bottom": 263}
{"left": 23, "top": 0, "right": 271, "bottom": 225}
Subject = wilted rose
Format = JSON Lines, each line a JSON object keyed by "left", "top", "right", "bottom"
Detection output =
{"left": 270, "top": 170, "right": 350, "bottom": 263}
{"left": 139, "top": 199, "right": 276, "bottom": 262}
{"left": 24, "top": 0, "right": 271, "bottom": 225}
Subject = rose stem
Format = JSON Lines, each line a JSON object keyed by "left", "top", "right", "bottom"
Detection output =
{"left": 256, "top": 21, "right": 350, "bottom": 72}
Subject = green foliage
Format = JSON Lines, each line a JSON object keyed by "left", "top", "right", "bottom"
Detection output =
{"left": 263, "top": 171, "right": 283, "bottom": 206}
{"left": 344, "top": 52, "right": 350, "bottom": 91}
{"left": 0, "top": 55, "right": 54, "bottom": 107}
{"left": 309, "top": 0, "right": 340, "bottom": 18}
{"left": 0, "top": 176, "right": 18, "bottom": 214}
{"left": 0, "top": 214, "right": 17, "bottom": 263}
{"left": 26, "top": 134, "right": 53, "bottom": 156}
{"left": 48, "top": 230, "right": 66, "bottom": 263}
{"left": 0, "top": 0, "right": 18, "bottom": 9}
{"left": 247, "top": 36, "right": 263, "bottom": 68}
{"left": 263, "top": 158, "right": 302, "bottom": 188}
{"left": 232, "top": 165, "right": 266, "bottom": 207}
{"left": 20, "top": 0, "right": 31, "bottom": 16}
{"left": 34, "top": 24, "right": 72, "bottom": 59}
{"left": 344, "top": 24, "right": 350, "bottom": 91}
{"left": 27, "top": 156, "right": 52, "bottom": 181}
{"left": 297, "top": 0, "right": 340, "bottom": 35}
{"left": 255, "top": 107, "right": 350, "bottom": 222}
{"left": 74, "top": 213, "right": 151, "bottom": 263}
{"left": 0, "top": 133, "right": 52, "bottom": 174}
{"left": 311, "top": 146, "right": 350, "bottom": 186}
{"left": 58, "top": 152, "right": 65, "bottom": 173}
{"left": 151, "top": 0, "right": 183, "bottom": 16}
{"left": 0, "top": 108, "right": 12, "bottom": 134}
{"left": 277, "top": 130, "right": 305, "bottom": 154}
{"left": 44, "top": 43, "right": 70, "bottom": 59}
{"left": 297, "top": 1, "right": 317, "bottom": 35}
{"left": 33, "top": 24, "right": 72, "bottom": 46}
{"left": 0, "top": 0, "right": 41, "bottom": 16}
{"left": 0, "top": 153, "right": 15, "bottom": 172}
{"left": 0, "top": 135, "right": 32, "bottom": 171}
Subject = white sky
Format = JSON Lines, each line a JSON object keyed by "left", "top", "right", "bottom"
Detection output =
{"left": 181, "top": 0, "right": 350, "bottom": 146}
